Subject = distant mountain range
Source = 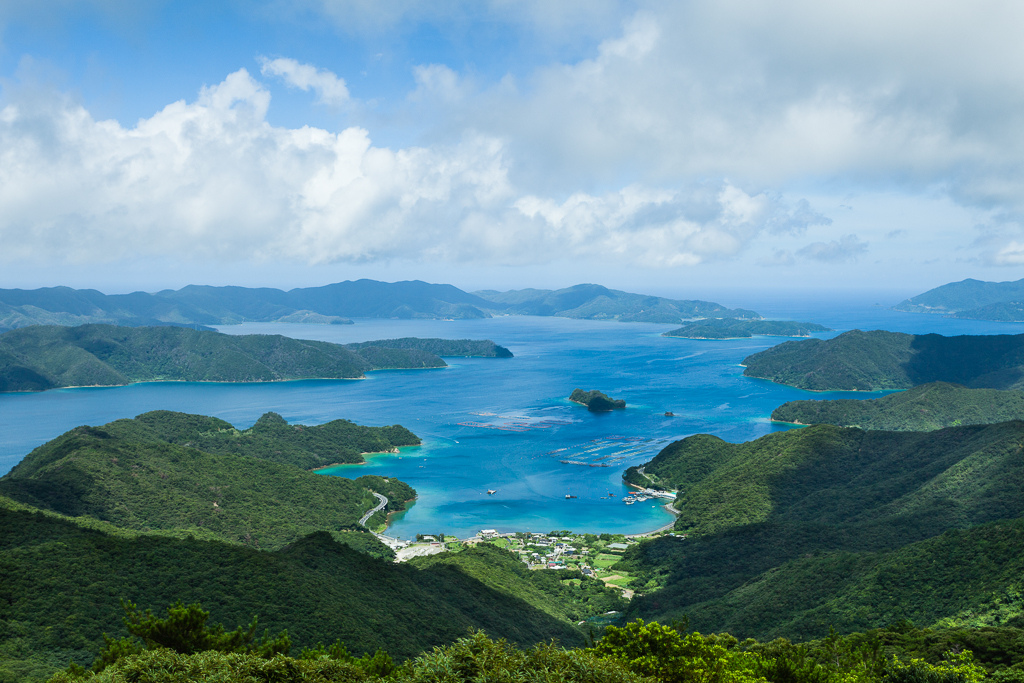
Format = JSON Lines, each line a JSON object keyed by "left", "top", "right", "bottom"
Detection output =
{"left": 894, "top": 277, "right": 1024, "bottom": 321}
{"left": 0, "top": 280, "right": 761, "bottom": 332}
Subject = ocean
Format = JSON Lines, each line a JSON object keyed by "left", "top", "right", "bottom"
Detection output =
{"left": 2, "top": 297, "right": 1021, "bottom": 538}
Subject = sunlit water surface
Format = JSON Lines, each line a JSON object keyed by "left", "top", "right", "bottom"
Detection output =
{"left": 2, "top": 299, "right": 1020, "bottom": 538}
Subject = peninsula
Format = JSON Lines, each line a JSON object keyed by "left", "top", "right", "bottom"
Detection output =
{"left": 663, "top": 318, "right": 830, "bottom": 339}
{"left": 894, "top": 277, "right": 1024, "bottom": 321}
{"left": 742, "top": 328, "right": 1024, "bottom": 391}
{"left": 771, "top": 381, "right": 1024, "bottom": 430}
{"left": 0, "top": 325, "right": 512, "bottom": 393}
{"left": 569, "top": 388, "right": 626, "bottom": 411}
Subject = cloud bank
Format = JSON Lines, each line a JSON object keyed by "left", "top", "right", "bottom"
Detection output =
{"left": 0, "top": 65, "right": 832, "bottom": 267}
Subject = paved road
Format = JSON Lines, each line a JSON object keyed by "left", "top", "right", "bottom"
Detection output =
{"left": 360, "top": 492, "right": 388, "bottom": 526}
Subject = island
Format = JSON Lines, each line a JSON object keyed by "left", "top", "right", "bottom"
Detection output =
{"left": 741, "top": 328, "right": 1024, "bottom": 391}
{"left": 662, "top": 318, "right": 830, "bottom": 339}
{"left": 0, "top": 324, "right": 514, "bottom": 393}
{"left": 569, "top": 388, "right": 626, "bottom": 411}
{"left": 771, "top": 382, "right": 1024, "bottom": 430}
{"left": 894, "top": 277, "right": 1024, "bottom": 321}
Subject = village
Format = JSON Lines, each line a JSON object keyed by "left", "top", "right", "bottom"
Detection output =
{"left": 395, "top": 526, "right": 686, "bottom": 598}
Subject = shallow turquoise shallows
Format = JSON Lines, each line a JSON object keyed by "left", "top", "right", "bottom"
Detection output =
{"left": 2, "top": 297, "right": 1022, "bottom": 539}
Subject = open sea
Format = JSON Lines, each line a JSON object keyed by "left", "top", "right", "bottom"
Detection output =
{"left": 2, "top": 295, "right": 1022, "bottom": 539}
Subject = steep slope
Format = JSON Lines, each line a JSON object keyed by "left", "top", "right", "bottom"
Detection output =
{"left": 743, "top": 329, "right": 1024, "bottom": 391}
{"left": 619, "top": 422, "right": 1024, "bottom": 638}
{"left": 772, "top": 382, "right": 1024, "bottom": 431}
{"left": 0, "top": 507, "right": 586, "bottom": 677}
{"left": 0, "top": 417, "right": 413, "bottom": 550}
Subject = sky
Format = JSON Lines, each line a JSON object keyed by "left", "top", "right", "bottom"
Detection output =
{"left": 1, "top": 1, "right": 1024, "bottom": 299}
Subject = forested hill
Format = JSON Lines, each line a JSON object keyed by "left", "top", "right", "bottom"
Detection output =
{"left": 742, "top": 328, "right": 1024, "bottom": 391}
{"left": 0, "top": 412, "right": 419, "bottom": 551}
{"left": 772, "top": 382, "right": 1024, "bottom": 430}
{"left": 0, "top": 325, "right": 513, "bottom": 393}
{"left": 0, "top": 280, "right": 765, "bottom": 330}
{"left": 894, "top": 277, "right": 1024, "bottom": 321}
{"left": 0, "top": 504, "right": 590, "bottom": 678}
{"left": 619, "top": 421, "right": 1024, "bottom": 638}
{"left": 663, "top": 318, "right": 830, "bottom": 339}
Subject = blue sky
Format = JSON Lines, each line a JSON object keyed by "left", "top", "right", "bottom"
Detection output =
{"left": 1, "top": 1, "right": 1023, "bottom": 298}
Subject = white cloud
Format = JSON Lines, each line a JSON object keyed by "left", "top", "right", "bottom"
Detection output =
{"left": 259, "top": 57, "right": 350, "bottom": 106}
{"left": 0, "top": 68, "right": 834, "bottom": 269}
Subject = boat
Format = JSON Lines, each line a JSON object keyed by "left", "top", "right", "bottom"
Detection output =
{"left": 607, "top": 492, "right": 616, "bottom": 497}
{"left": 565, "top": 494, "right": 578, "bottom": 499}
{"left": 487, "top": 489, "right": 497, "bottom": 495}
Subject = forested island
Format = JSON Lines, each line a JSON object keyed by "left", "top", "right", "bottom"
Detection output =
{"left": 742, "top": 328, "right": 1024, "bottom": 391}
{"left": 895, "top": 277, "right": 1024, "bottom": 321}
{"left": 772, "top": 382, "right": 1024, "bottom": 430}
{"left": 569, "top": 388, "right": 626, "bottom": 411}
{"left": 0, "top": 325, "right": 513, "bottom": 393}
{"left": 663, "top": 318, "right": 830, "bottom": 339}
{"left": 620, "top": 420, "right": 1024, "bottom": 639}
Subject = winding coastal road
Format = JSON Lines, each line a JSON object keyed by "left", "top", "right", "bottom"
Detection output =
{"left": 360, "top": 492, "right": 388, "bottom": 526}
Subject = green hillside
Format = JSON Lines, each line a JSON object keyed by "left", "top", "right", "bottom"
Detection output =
{"left": 663, "top": 318, "right": 830, "bottom": 339}
{"left": 0, "top": 505, "right": 587, "bottom": 680}
{"left": 617, "top": 421, "right": 1024, "bottom": 639}
{"left": 0, "top": 413, "right": 418, "bottom": 550}
{"left": 772, "top": 382, "right": 1024, "bottom": 430}
{"left": 0, "top": 324, "right": 452, "bottom": 392}
{"left": 743, "top": 329, "right": 1024, "bottom": 391}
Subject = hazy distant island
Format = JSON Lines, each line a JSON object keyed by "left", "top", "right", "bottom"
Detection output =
{"left": 772, "top": 381, "right": 1024, "bottom": 431}
{"left": 0, "top": 324, "right": 512, "bottom": 393}
{"left": 663, "top": 318, "right": 831, "bottom": 339}
{"left": 894, "top": 277, "right": 1024, "bottom": 321}
{"left": 569, "top": 388, "right": 626, "bottom": 411}
{"left": 0, "top": 279, "right": 764, "bottom": 331}
{"left": 742, "top": 328, "right": 1024, "bottom": 391}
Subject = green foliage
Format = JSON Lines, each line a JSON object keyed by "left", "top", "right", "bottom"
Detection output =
{"left": 620, "top": 421, "right": 1024, "bottom": 639}
{"left": 590, "top": 619, "right": 767, "bottom": 683}
{"left": 409, "top": 545, "right": 627, "bottom": 623}
{"left": 772, "top": 383, "right": 1024, "bottom": 431}
{"left": 570, "top": 388, "right": 627, "bottom": 411}
{"left": 882, "top": 651, "right": 985, "bottom": 683}
{"left": 396, "top": 630, "right": 644, "bottom": 683}
{"left": 743, "top": 329, "right": 1024, "bottom": 391}
{"left": 0, "top": 508, "right": 586, "bottom": 680}
{"left": 664, "top": 319, "right": 830, "bottom": 340}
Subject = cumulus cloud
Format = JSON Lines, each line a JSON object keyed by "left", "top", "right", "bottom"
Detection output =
{"left": 0, "top": 68, "right": 834, "bottom": 268}
{"left": 797, "top": 235, "right": 869, "bottom": 262}
{"left": 259, "top": 57, "right": 349, "bottom": 105}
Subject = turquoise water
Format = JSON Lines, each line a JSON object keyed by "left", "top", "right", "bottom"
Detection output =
{"left": 2, "top": 300, "right": 1022, "bottom": 539}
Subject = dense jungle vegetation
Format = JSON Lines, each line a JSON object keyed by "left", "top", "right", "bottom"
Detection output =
{"left": 618, "top": 421, "right": 1024, "bottom": 641}
{"left": 771, "top": 383, "right": 1024, "bottom": 431}
{"left": 742, "top": 330, "right": 1024, "bottom": 391}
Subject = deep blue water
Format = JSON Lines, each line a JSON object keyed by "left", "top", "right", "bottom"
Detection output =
{"left": 2, "top": 298, "right": 1022, "bottom": 539}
